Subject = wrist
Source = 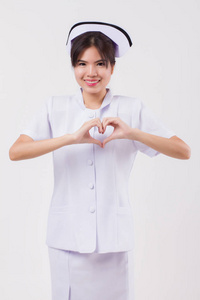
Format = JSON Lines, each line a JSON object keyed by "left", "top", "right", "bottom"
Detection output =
{"left": 63, "top": 133, "right": 77, "bottom": 145}
{"left": 128, "top": 128, "right": 141, "bottom": 141}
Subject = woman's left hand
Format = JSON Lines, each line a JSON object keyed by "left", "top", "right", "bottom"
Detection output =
{"left": 102, "top": 117, "right": 133, "bottom": 148}
{"left": 101, "top": 117, "right": 191, "bottom": 159}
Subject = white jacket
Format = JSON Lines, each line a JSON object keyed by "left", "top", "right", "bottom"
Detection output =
{"left": 21, "top": 88, "right": 175, "bottom": 253}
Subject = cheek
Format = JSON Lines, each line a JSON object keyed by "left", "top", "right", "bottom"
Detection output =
{"left": 74, "top": 68, "right": 84, "bottom": 80}
{"left": 104, "top": 71, "right": 112, "bottom": 81}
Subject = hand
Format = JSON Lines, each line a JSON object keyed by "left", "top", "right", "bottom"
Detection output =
{"left": 73, "top": 118, "right": 104, "bottom": 147}
{"left": 102, "top": 117, "right": 133, "bottom": 148}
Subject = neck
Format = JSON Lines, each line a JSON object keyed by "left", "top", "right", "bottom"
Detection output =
{"left": 82, "top": 89, "right": 107, "bottom": 109}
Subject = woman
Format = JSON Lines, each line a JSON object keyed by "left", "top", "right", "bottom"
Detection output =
{"left": 9, "top": 21, "right": 191, "bottom": 300}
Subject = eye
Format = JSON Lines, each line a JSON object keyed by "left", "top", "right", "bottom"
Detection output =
{"left": 97, "top": 62, "right": 106, "bottom": 66}
{"left": 77, "top": 62, "right": 86, "bottom": 66}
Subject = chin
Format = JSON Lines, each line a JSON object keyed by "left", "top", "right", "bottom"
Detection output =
{"left": 82, "top": 86, "right": 105, "bottom": 95}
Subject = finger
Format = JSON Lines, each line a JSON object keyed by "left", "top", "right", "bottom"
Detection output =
{"left": 105, "top": 118, "right": 118, "bottom": 126}
{"left": 102, "top": 118, "right": 111, "bottom": 132}
{"left": 102, "top": 134, "right": 115, "bottom": 148}
{"left": 96, "top": 120, "right": 103, "bottom": 134}
{"left": 102, "top": 117, "right": 119, "bottom": 131}
{"left": 90, "top": 118, "right": 103, "bottom": 133}
{"left": 89, "top": 137, "right": 103, "bottom": 147}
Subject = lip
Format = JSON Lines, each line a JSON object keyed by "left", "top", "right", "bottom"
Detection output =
{"left": 84, "top": 79, "right": 100, "bottom": 87}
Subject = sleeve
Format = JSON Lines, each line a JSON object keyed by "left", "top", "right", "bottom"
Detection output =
{"left": 134, "top": 100, "right": 176, "bottom": 157}
{"left": 20, "top": 97, "right": 52, "bottom": 141}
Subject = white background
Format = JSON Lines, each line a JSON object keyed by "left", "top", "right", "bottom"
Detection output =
{"left": 0, "top": 0, "right": 199, "bottom": 299}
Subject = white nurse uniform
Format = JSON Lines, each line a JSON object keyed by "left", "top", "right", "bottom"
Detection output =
{"left": 20, "top": 88, "right": 175, "bottom": 299}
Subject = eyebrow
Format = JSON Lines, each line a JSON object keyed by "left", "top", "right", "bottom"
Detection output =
{"left": 77, "top": 59, "right": 107, "bottom": 63}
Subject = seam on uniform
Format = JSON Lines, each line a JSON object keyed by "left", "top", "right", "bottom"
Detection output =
{"left": 126, "top": 252, "right": 130, "bottom": 300}
{"left": 93, "top": 130, "right": 98, "bottom": 252}
{"left": 115, "top": 96, "right": 120, "bottom": 249}
{"left": 67, "top": 251, "right": 71, "bottom": 300}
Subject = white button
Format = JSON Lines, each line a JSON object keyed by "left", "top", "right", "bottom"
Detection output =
{"left": 87, "top": 159, "right": 93, "bottom": 166}
{"left": 88, "top": 112, "right": 94, "bottom": 118}
{"left": 88, "top": 183, "right": 94, "bottom": 189}
{"left": 89, "top": 206, "right": 96, "bottom": 213}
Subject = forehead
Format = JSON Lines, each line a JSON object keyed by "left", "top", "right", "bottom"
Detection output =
{"left": 78, "top": 46, "right": 103, "bottom": 60}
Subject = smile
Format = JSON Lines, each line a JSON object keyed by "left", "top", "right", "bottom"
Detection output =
{"left": 84, "top": 80, "right": 100, "bottom": 86}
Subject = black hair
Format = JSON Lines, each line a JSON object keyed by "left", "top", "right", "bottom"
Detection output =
{"left": 70, "top": 31, "right": 116, "bottom": 68}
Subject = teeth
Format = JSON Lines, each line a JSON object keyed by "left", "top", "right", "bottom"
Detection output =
{"left": 85, "top": 80, "right": 99, "bottom": 83}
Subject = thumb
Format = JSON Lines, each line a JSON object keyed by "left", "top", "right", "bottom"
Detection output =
{"left": 90, "top": 137, "right": 103, "bottom": 148}
{"left": 102, "top": 134, "right": 114, "bottom": 148}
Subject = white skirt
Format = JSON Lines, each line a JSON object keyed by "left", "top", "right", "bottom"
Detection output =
{"left": 48, "top": 247, "right": 130, "bottom": 300}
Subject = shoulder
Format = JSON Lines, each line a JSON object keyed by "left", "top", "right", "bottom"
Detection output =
{"left": 113, "top": 94, "right": 142, "bottom": 106}
{"left": 47, "top": 94, "right": 76, "bottom": 111}
{"left": 112, "top": 94, "right": 142, "bottom": 114}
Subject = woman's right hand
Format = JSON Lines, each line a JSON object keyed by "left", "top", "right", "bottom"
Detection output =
{"left": 9, "top": 118, "right": 103, "bottom": 161}
{"left": 73, "top": 118, "right": 103, "bottom": 147}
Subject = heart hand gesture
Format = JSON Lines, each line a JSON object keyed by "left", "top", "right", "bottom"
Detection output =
{"left": 101, "top": 117, "right": 133, "bottom": 148}
{"left": 73, "top": 117, "right": 133, "bottom": 148}
{"left": 73, "top": 118, "right": 104, "bottom": 147}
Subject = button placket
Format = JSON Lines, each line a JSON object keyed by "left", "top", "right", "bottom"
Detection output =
{"left": 88, "top": 112, "right": 95, "bottom": 118}
{"left": 89, "top": 206, "right": 96, "bottom": 213}
{"left": 87, "top": 159, "right": 93, "bottom": 166}
{"left": 85, "top": 110, "right": 97, "bottom": 216}
{"left": 87, "top": 110, "right": 96, "bottom": 138}
{"left": 88, "top": 182, "right": 94, "bottom": 189}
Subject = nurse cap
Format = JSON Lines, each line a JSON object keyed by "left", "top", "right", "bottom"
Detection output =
{"left": 66, "top": 21, "right": 133, "bottom": 57}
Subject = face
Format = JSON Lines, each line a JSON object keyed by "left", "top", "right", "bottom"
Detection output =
{"left": 74, "top": 46, "right": 114, "bottom": 97}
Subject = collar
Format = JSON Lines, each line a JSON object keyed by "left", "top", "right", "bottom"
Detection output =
{"left": 74, "top": 88, "right": 113, "bottom": 110}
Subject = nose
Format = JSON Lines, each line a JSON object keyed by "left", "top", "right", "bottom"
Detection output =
{"left": 87, "top": 65, "right": 97, "bottom": 77}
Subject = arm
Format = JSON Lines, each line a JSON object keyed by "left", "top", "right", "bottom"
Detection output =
{"left": 102, "top": 117, "right": 191, "bottom": 160}
{"left": 130, "top": 129, "right": 191, "bottom": 159}
{"left": 9, "top": 118, "right": 103, "bottom": 161}
{"left": 9, "top": 134, "right": 75, "bottom": 161}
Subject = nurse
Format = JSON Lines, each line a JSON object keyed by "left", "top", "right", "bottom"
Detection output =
{"left": 9, "top": 22, "right": 191, "bottom": 300}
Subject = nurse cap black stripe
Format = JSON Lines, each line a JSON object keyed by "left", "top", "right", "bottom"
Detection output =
{"left": 66, "top": 21, "right": 133, "bottom": 57}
